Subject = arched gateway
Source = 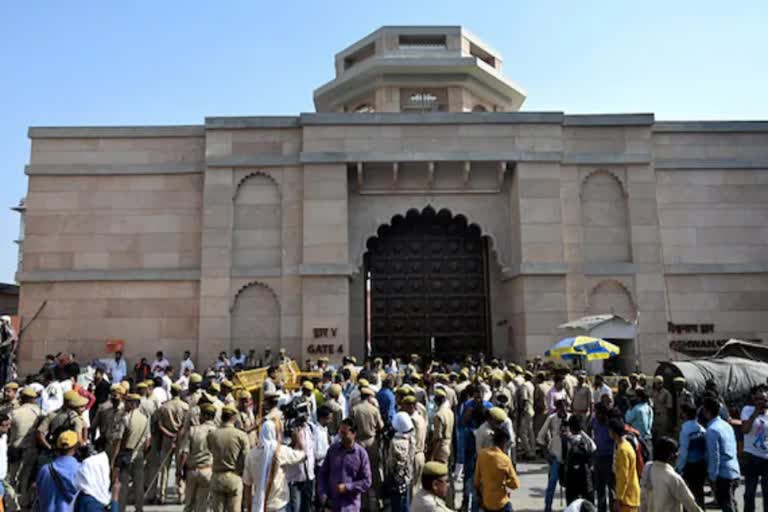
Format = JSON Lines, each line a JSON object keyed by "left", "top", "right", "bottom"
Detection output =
{"left": 363, "top": 206, "right": 492, "bottom": 361}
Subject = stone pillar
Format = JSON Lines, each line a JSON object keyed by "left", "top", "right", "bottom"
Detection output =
{"left": 197, "top": 168, "right": 234, "bottom": 366}
{"left": 627, "top": 164, "right": 669, "bottom": 372}
{"left": 300, "top": 165, "right": 350, "bottom": 365}
{"left": 513, "top": 162, "right": 569, "bottom": 359}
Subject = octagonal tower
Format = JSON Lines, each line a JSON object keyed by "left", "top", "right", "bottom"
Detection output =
{"left": 313, "top": 26, "right": 527, "bottom": 113}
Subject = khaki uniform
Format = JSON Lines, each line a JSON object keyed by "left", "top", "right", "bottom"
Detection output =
{"left": 411, "top": 488, "right": 453, "bottom": 512}
{"left": 179, "top": 420, "right": 217, "bottom": 512}
{"left": 119, "top": 409, "right": 150, "bottom": 512}
{"left": 652, "top": 387, "right": 674, "bottom": 437}
{"left": 9, "top": 402, "right": 42, "bottom": 509}
{"left": 325, "top": 399, "right": 344, "bottom": 436}
{"left": 235, "top": 409, "right": 257, "bottom": 447}
{"left": 517, "top": 381, "right": 535, "bottom": 457}
{"left": 431, "top": 404, "right": 454, "bottom": 463}
{"left": 155, "top": 397, "right": 189, "bottom": 503}
{"left": 38, "top": 408, "right": 86, "bottom": 450}
{"left": 139, "top": 397, "right": 158, "bottom": 421}
{"left": 0, "top": 398, "right": 19, "bottom": 417}
{"left": 186, "top": 389, "right": 203, "bottom": 408}
{"left": 91, "top": 401, "right": 125, "bottom": 462}
{"left": 442, "top": 385, "right": 458, "bottom": 410}
{"left": 533, "top": 382, "right": 550, "bottom": 439}
{"left": 351, "top": 400, "right": 384, "bottom": 511}
{"left": 410, "top": 411, "right": 428, "bottom": 496}
{"left": 207, "top": 425, "right": 250, "bottom": 512}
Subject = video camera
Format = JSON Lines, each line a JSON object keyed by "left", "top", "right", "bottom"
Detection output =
{"left": 281, "top": 397, "right": 311, "bottom": 442}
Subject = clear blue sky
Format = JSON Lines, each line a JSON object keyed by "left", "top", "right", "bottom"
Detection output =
{"left": 1, "top": 1, "right": 767, "bottom": 283}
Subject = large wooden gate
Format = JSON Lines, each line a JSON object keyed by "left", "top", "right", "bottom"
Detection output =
{"left": 364, "top": 207, "right": 491, "bottom": 361}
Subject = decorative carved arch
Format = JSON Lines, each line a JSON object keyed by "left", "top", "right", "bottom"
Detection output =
{"left": 230, "top": 280, "right": 281, "bottom": 313}
{"left": 352, "top": 204, "right": 508, "bottom": 273}
{"left": 233, "top": 170, "right": 281, "bottom": 200}
{"left": 588, "top": 279, "right": 638, "bottom": 320}
{"left": 580, "top": 169, "right": 628, "bottom": 199}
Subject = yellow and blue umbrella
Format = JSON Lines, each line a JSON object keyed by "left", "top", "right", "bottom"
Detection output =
{"left": 545, "top": 336, "right": 620, "bottom": 361}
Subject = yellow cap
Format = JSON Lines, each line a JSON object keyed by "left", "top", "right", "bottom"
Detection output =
{"left": 221, "top": 380, "right": 234, "bottom": 389}
{"left": 302, "top": 381, "right": 315, "bottom": 391}
{"left": 222, "top": 405, "right": 238, "bottom": 415}
{"left": 434, "top": 388, "right": 446, "bottom": 398}
{"left": 4, "top": 382, "right": 19, "bottom": 390}
{"left": 171, "top": 383, "right": 182, "bottom": 392}
{"left": 654, "top": 375, "right": 664, "bottom": 384}
{"left": 57, "top": 430, "right": 78, "bottom": 450}
{"left": 673, "top": 377, "right": 686, "bottom": 384}
{"left": 110, "top": 384, "right": 126, "bottom": 395}
{"left": 136, "top": 382, "right": 148, "bottom": 390}
{"left": 361, "top": 387, "right": 374, "bottom": 397}
{"left": 67, "top": 393, "right": 89, "bottom": 408}
{"left": 209, "top": 382, "right": 220, "bottom": 393}
{"left": 200, "top": 403, "right": 217, "bottom": 414}
{"left": 328, "top": 384, "right": 342, "bottom": 398}
{"left": 144, "top": 380, "right": 154, "bottom": 387}
{"left": 402, "top": 395, "right": 417, "bottom": 405}
{"left": 21, "top": 386, "right": 38, "bottom": 398}
{"left": 120, "top": 381, "right": 130, "bottom": 393}
{"left": 423, "top": 461, "right": 449, "bottom": 477}
{"left": 357, "top": 378, "right": 369, "bottom": 387}
{"left": 489, "top": 407, "right": 508, "bottom": 422}
{"left": 189, "top": 373, "right": 203, "bottom": 384}
{"left": 126, "top": 393, "right": 141, "bottom": 402}
{"left": 63, "top": 390, "right": 78, "bottom": 401}
{"left": 237, "top": 390, "right": 251, "bottom": 400}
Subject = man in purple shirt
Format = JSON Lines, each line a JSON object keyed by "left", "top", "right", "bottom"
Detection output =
{"left": 318, "top": 418, "right": 372, "bottom": 512}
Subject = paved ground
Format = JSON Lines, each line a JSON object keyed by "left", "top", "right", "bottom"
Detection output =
{"left": 129, "top": 460, "right": 760, "bottom": 511}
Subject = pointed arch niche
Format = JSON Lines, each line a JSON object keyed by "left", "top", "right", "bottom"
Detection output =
{"left": 232, "top": 172, "right": 282, "bottom": 269}
{"left": 230, "top": 281, "right": 280, "bottom": 354}
{"left": 581, "top": 170, "right": 631, "bottom": 263}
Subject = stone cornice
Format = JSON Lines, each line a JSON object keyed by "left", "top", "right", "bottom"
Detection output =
{"left": 28, "top": 126, "right": 204, "bottom": 139}
{"left": 654, "top": 159, "right": 768, "bottom": 170}
{"left": 653, "top": 121, "right": 768, "bottom": 133}
{"left": 17, "top": 269, "right": 201, "bottom": 282}
{"left": 25, "top": 162, "right": 205, "bottom": 176}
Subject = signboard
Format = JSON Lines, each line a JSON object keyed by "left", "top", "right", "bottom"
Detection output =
{"left": 668, "top": 322, "right": 761, "bottom": 357}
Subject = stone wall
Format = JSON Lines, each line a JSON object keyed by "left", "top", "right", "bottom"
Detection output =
{"left": 18, "top": 281, "right": 199, "bottom": 375}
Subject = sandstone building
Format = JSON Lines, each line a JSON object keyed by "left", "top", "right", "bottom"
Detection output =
{"left": 15, "top": 26, "right": 768, "bottom": 373}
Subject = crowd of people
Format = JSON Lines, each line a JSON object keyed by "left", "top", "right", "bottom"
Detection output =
{"left": 0, "top": 347, "right": 759, "bottom": 512}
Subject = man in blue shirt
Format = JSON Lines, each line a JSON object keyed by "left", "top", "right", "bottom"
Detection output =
{"left": 703, "top": 397, "right": 741, "bottom": 512}
{"left": 376, "top": 375, "right": 396, "bottom": 426}
{"left": 591, "top": 403, "right": 615, "bottom": 512}
{"left": 36, "top": 430, "right": 82, "bottom": 512}
{"left": 676, "top": 403, "right": 707, "bottom": 508}
{"left": 459, "top": 385, "right": 493, "bottom": 512}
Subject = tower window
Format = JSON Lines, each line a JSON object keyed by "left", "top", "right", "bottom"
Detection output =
{"left": 344, "top": 42, "right": 375, "bottom": 70}
{"left": 403, "top": 91, "right": 440, "bottom": 112}
{"left": 398, "top": 34, "right": 446, "bottom": 49}
{"left": 469, "top": 42, "right": 496, "bottom": 68}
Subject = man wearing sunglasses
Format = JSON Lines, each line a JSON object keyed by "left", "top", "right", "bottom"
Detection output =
{"left": 411, "top": 461, "right": 452, "bottom": 512}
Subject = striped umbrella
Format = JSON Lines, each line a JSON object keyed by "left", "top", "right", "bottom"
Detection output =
{"left": 545, "top": 335, "right": 620, "bottom": 361}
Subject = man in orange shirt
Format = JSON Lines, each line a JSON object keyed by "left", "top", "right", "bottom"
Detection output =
{"left": 609, "top": 419, "right": 640, "bottom": 512}
{"left": 475, "top": 429, "right": 519, "bottom": 512}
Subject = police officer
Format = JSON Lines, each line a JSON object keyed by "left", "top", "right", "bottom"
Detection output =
{"left": 324, "top": 385, "right": 344, "bottom": 436}
{"left": 187, "top": 373, "right": 204, "bottom": 407}
{"left": 411, "top": 461, "right": 453, "bottom": 512}
{"left": 402, "top": 395, "right": 427, "bottom": 496}
{"left": 91, "top": 384, "right": 126, "bottom": 464}
{"left": 207, "top": 405, "right": 250, "bottom": 512}
{"left": 118, "top": 393, "right": 150, "bottom": 512}
{"left": 8, "top": 386, "right": 42, "bottom": 510}
{"left": 155, "top": 383, "right": 189, "bottom": 504}
{"left": 37, "top": 390, "right": 88, "bottom": 459}
{"left": 179, "top": 403, "right": 217, "bottom": 512}
{"left": 234, "top": 390, "right": 257, "bottom": 447}
{"left": 430, "top": 388, "right": 454, "bottom": 464}
{"left": 0, "top": 382, "right": 20, "bottom": 416}
{"left": 351, "top": 386, "right": 384, "bottom": 512}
